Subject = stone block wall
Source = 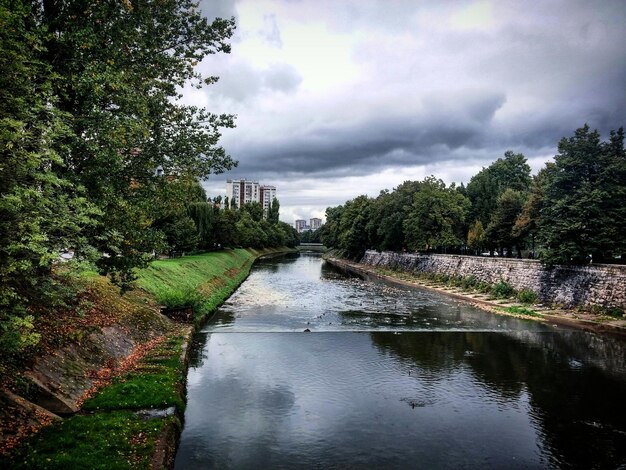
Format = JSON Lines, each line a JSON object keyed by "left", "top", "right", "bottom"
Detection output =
{"left": 360, "top": 251, "right": 626, "bottom": 309}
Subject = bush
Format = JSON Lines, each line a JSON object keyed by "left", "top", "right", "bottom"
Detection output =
{"left": 492, "top": 281, "right": 515, "bottom": 299}
{"left": 517, "top": 289, "right": 538, "bottom": 304}
{"left": 476, "top": 282, "right": 491, "bottom": 293}
{"left": 461, "top": 276, "right": 478, "bottom": 289}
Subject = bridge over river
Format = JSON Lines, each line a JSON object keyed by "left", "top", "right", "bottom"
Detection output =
{"left": 296, "top": 242, "right": 326, "bottom": 252}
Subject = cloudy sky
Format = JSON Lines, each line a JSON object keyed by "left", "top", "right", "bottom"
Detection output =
{"left": 187, "top": 0, "right": 626, "bottom": 225}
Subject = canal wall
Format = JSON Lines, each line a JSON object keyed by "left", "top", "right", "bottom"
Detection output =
{"left": 360, "top": 251, "right": 626, "bottom": 310}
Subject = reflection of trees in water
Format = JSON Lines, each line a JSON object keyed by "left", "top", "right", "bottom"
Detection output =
{"left": 188, "top": 333, "right": 211, "bottom": 369}
{"left": 369, "top": 331, "right": 626, "bottom": 468}
{"left": 255, "top": 252, "right": 300, "bottom": 273}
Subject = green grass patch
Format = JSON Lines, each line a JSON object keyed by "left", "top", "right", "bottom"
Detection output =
{"left": 6, "top": 411, "right": 177, "bottom": 470}
{"left": 500, "top": 306, "right": 541, "bottom": 317}
{"left": 137, "top": 248, "right": 270, "bottom": 325}
{"left": 83, "top": 335, "right": 186, "bottom": 412}
{"left": 83, "top": 372, "right": 183, "bottom": 411}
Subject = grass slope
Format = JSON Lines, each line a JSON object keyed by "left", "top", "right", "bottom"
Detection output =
{"left": 137, "top": 248, "right": 261, "bottom": 325}
{"left": 4, "top": 248, "right": 290, "bottom": 469}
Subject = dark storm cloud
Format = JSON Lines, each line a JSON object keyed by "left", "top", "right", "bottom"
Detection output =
{"left": 197, "top": 0, "right": 626, "bottom": 221}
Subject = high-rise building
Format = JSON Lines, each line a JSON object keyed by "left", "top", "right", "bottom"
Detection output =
{"left": 295, "top": 219, "right": 307, "bottom": 233}
{"left": 260, "top": 185, "right": 277, "bottom": 214}
{"left": 310, "top": 218, "right": 322, "bottom": 231}
{"left": 225, "top": 179, "right": 277, "bottom": 216}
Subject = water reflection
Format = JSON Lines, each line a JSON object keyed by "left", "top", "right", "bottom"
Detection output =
{"left": 175, "top": 253, "right": 626, "bottom": 469}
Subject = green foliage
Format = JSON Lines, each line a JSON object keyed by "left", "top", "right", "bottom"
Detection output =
{"left": 461, "top": 276, "right": 479, "bottom": 289}
{"left": 0, "top": 1, "right": 99, "bottom": 352}
{"left": 538, "top": 125, "right": 626, "bottom": 264}
{"left": 486, "top": 188, "right": 526, "bottom": 257}
{"left": 188, "top": 201, "right": 218, "bottom": 249}
{"left": 241, "top": 202, "right": 264, "bottom": 222}
{"left": 467, "top": 220, "right": 486, "bottom": 253}
{"left": 517, "top": 289, "right": 538, "bottom": 304}
{"left": 467, "top": 151, "right": 531, "bottom": 229}
{"left": 491, "top": 281, "right": 516, "bottom": 299}
{"left": 403, "top": 177, "right": 470, "bottom": 252}
{"left": 268, "top": 197, "right": 280, "bottom": 224}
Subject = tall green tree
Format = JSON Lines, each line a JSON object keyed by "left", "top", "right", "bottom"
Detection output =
{"left": 466, "top": 151, "right": 531, "bottom": 228}
{"left": 467, "top": 220, "right": 486, "bottom": 255}
{"left": 267, "top": 197, "right": 280, "bottom": 223}
{"left": 403, "top": 177, "right": 469, "bottom": 252}
{"left": 0, "top": 0, "right": 97, "bottom": 351}
{"left": 39, "top": 0, "right": 236, "bottom": 285}
{"left": 538, "top": 125, "right": 626, "bottom": 264}
{"left": 485, "top": 189, "right": 525, "bottom": 257}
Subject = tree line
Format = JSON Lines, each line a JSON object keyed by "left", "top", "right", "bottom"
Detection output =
{"left": 321, "top": 125, "right": 626, "bottom": 265}
{"left": 0, "top": 1, "right": 242, "bottom": 352}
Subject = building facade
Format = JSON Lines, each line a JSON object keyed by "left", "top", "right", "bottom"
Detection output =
{"left": 295, "top": 219, "right": 307, "bottom": 233}
{"left": 310, "top": 218, "right": 322, "bottom": 231}
{"left": 260, "top": 185, "right": 277, "bottom": 214}
{"left": 225, "top": 179, "right": 277, "bottom": 216}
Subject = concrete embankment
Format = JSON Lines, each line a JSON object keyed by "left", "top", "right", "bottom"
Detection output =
{"left": 327, "top": 255, "right": 626, "bottom": 337}
{"left": 360, "top": 250, "right": 626, "bottom": 311}
{"left": 1, "top": 247, "right": 294, "bottom": 469}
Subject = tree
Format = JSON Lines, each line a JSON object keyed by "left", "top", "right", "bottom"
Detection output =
{"left": 538, "top": 125, "right": 626, "bottom": 264}
{"left": 267, "top": 198, "right": 280, "bottom": 224}
{"left": 241, "top": 202, "right": 264, "bottom": 222}
{"left": 513, "top": 164, "right": 556, "bottom": 258}
{"left": 485, "top": 189, "right": 525, "bottom": 257}
{"left": 366, "top": 181, "right": 422, "bottom": 251}
{"left": 188, "top": 201, "right": 218, "bottom": 249}
{"left": 320, "top": 205, "right": 344, "bottom": 249}
{"left": 466, "top": 151, "right": 531, "bottom": 228}
{"left": 403, "top": 177, "right": 469, "bottom": 252}
{"left": 338, "top": 196, "right": 373, "bottom": 259}
{"left": 467, "top": 220, "right": 486, "bottom": 255}
{"left": 0, "top": 1, "right": 98, "bottom": 351}
{"left": 38, "top": 0, "right": 236, "bottom": 285}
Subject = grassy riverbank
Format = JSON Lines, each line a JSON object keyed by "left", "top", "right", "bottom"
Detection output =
{"left": 138, "top": 248, "right": 261, "bottom": 326}
{"left": 3, "top": 248, "right": 292, "bottom": 469}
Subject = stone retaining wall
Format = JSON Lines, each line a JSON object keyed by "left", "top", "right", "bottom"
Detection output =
{"left": 360, "top": 251, "right": 626, "bottom": 309}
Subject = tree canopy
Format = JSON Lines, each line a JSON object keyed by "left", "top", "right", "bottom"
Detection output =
{"left": 322, "top": 125, "right": 626, "bottom": 266}
{"left": 0, "top": 0, "right": 237, "bottom": 351}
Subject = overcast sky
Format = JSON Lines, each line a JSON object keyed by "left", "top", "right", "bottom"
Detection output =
{"left": 187, "top": 0, "right": 626, "bottom": 225}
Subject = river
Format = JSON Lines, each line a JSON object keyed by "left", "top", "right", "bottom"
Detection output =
{"left": 174, "top": 252, "right": 626, "bottom": 469}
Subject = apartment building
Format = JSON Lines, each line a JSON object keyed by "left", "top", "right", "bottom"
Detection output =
{"left": 225, "top": 179, "right": 277, "bottom": 215}
{"left": 295, "top": 219, "right": 307, "bottom": 233}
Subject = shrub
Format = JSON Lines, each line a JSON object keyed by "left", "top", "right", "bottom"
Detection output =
{"left": 461, "top": 276, "right": 478, "bottom": 289}
{"left": 476, "top": 282, "right": 491, "bottom": 293}
{"left": 517, "top": 289, "right": 538, "bottom": 304}
{"left": 492, "top": 281, "right": 515, "bottom": 299}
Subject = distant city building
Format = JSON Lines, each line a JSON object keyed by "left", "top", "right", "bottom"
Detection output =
{"left": 225, "top": 179, "right": 277, "bottom": 216}
{"left": 310, "top": 218, "right": 322, "bottom": 231}
{"left": 260, "top": 185, "right": 277, "bottom": 214}
{"left": 295, "top": 219, "right": 307, "bottom": 233}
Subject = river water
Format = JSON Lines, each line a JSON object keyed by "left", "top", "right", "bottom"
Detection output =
{"left": 174, "top": 253, "right": 626, "bottom": 469}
